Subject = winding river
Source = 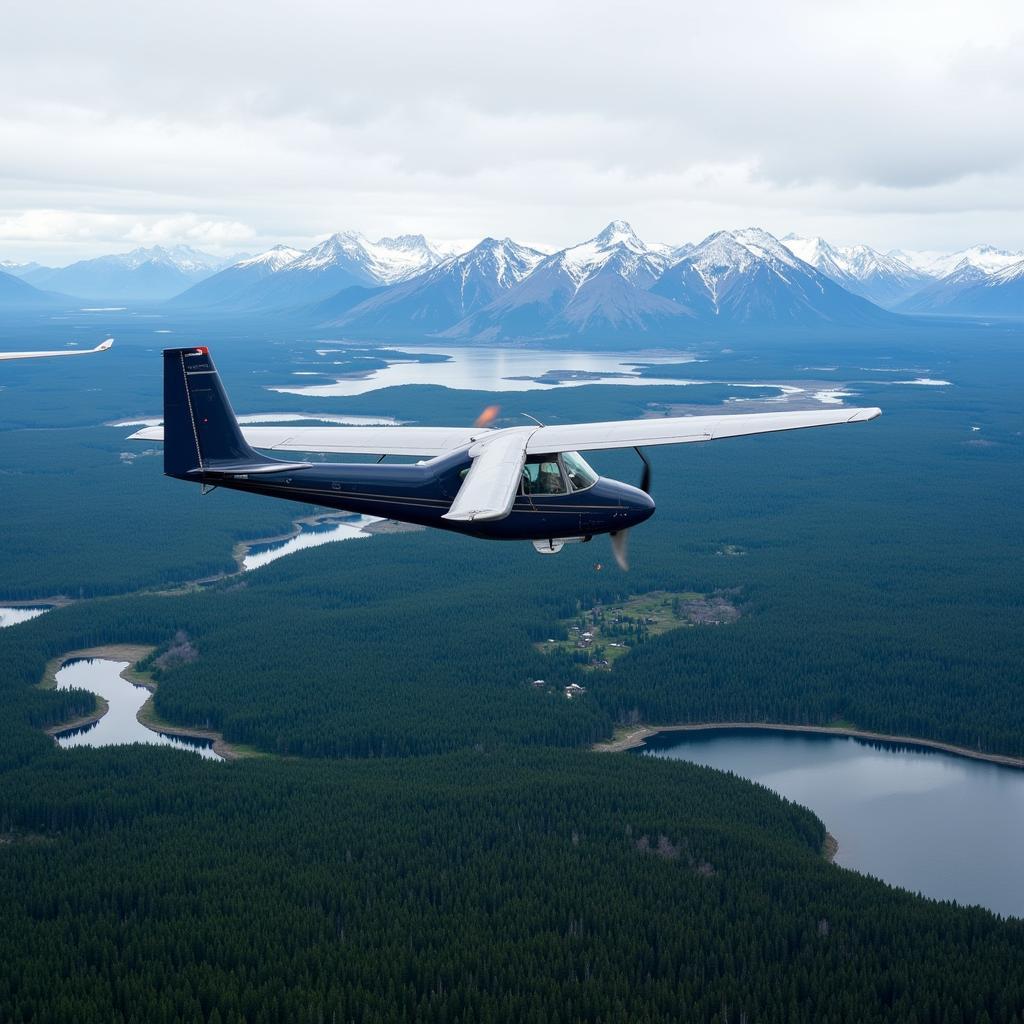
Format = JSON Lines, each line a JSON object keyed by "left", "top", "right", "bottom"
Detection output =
{"left": 53, "top": 658, "right": 222, "bottom": 760}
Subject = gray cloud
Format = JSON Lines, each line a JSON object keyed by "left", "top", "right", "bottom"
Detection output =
{"left": 2, "top": 0, "right": 1023, "bottom": 263}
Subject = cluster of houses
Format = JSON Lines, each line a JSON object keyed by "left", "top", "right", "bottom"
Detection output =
{"left": 571, "top": 625, "right": 596, "bottom": 649}
{"left": 530, "top": 679, "right": 588, "bottom": 700}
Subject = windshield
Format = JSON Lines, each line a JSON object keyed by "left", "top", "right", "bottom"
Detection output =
{"left": 522, "top": 456, "right": 567, "bottom": 495}
{"left": 561, "top": 451, "right": 598, "bottom": 491}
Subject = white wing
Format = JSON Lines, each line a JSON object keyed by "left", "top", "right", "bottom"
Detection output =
{"left": 132, "top": 407, "right": 880, "bottom": 525}
{"left": 130, "top": 423, "right": 486, "bottom": 457}
{"left": 525, "top": 407, "right": 881, "bottom": 453}
{"left": 0, "top": 338, "right": 113, "bottom": 361}
{"left": 132, "top": 407, "right": 879, "bottom": 459}
{"left": 442, "top": 429, "right": 532, "bottom": 522}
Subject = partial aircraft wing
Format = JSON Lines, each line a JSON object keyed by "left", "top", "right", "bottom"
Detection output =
{"left": 524, "top": 407, "right": 881, "bottom": 453}
{"left": 131, "top": 408, "right": 880, "bottom": 459}
{"left": 0, "top": 338, "right": 113, "bottom": 361}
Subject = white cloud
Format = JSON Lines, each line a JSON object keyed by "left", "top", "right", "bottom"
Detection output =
{"left": 2, "top": 0, "right": 1023, "bottom": 263}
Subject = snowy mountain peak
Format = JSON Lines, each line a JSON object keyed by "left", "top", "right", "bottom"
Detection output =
{"left": 443, "top": 237, "right": 545, "bottom": 288}
{"left": 782, "top": 234, "right": 836, "bottom": 263}
{"left": 288, "top": 231, "right": 444, "bottom": 284}
{"left": 729, "top": 228, "right": 804, "bottom": 268}
{"left": 686, "top": 231, "right": 761, "bottom": 274}
{"left": 554, "top": 222, "right": 670, "bottom": 290}
{"left": 593, "top": 220, "right": 645, "bottom": 250}
{"left": 236, "top": 245, "right": 303, "bottom": 271}
{"left": 121, "top": 244, "right": 229, "bottom": 273}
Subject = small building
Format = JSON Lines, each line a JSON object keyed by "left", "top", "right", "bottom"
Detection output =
{"left": 564, "top": 683, "right": 587, "bottom": 700}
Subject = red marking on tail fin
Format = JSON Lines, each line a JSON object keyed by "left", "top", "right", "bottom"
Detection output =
{"left": 195, "top": 346, "right": 209, "bottom": 355}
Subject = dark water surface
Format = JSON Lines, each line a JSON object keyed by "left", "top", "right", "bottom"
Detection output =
{"left": 643, "top": 728, "right": 1024, "bottom": 917}
{"left": 54, "top": 658, "right": 222, "bottom": 760}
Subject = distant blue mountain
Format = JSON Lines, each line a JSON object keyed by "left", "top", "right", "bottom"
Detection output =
{"left": 904, "top": 259, "right": 1024, "bottom": 316}
{"left": 0, "top": 267, "right": 63, "bottom": 308}
{"left": 27, "top": 246, "right": 228, "bottom": 302}
{"left": 895, "top": 263, "right": 991, "bottom": 314}
{"left": 0, "top": 260, "right": 48, "bottom": 279}
{"left": 169, "top": 246, "right": 304, "bottom": 308}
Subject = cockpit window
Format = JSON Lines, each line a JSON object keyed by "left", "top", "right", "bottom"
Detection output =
{"left": 521, "top": 455, "right": 568, "bottom": 495}
{"left": 561, "top": 451, "right": 598, "bottom": 491}
{"left": 520, "top": 452, "right": 597, "bottom": 495}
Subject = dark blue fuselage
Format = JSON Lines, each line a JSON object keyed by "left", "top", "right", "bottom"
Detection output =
{"left": 160, "top": 345, "right": 654, "bottom": 544}
{"left": 208, "top": 448, "right": 655, "bottom": 542}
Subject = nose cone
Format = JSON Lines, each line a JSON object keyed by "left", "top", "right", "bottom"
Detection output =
{"left": 615, "top": 480, "right": 656, "bottom": 526}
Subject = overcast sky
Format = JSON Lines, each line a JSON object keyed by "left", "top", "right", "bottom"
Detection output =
{"left": 3, "top": 0, "right": 1024, "bottom": 265}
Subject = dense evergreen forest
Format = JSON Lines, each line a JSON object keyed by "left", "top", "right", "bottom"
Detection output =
{"left": 1, "top": 319, "right": 1023, "bottom": 1020}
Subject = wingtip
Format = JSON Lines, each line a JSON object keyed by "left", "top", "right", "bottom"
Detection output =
{"left": 848, "top": 407, "right": 882, "bottom": 423}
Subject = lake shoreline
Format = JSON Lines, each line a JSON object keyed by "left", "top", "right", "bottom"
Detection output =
{"left": 593, "top": 721, "right": 1024, "bottom": 770}
{"left": 230, "top": 510, "right": 369, "bottom": 572}
{"left": 0, "top": 596, "right": 75, "bottom": 608}
{"left": 39, "top": 645, "right": 241, "bottom": 760}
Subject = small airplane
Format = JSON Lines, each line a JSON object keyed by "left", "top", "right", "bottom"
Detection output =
{"left": 132, "top": 347, "right": 881, "bottom": 569}
{"left": 0, "top": 338, "right": 113, "bottom": 361}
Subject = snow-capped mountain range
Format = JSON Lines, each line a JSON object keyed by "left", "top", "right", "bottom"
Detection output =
{"left": 3, "top": 226, "right": 1024, "bottom": 324}
{"left": 648, "top": 229, "right": 885, "bottom": 326}
{"left": 323, "top": 223, "right": 891, "bottom": 342}
{"left": 319, "top": 238, "right": 546, "bottom": 334}
{"left": 887, "top": 245, "right": 1024, "bottom": 278}
{"left": 780, "top": 236, "right": 931, "bottom": 308}
{"left": 176, "top": 232, "right": 447, "bottom": 311}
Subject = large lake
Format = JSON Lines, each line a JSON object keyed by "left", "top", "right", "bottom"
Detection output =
{"left": 53, "top": 658, "right": 222, "bottom": 760}
{"left": 643, "top": 728, "right": 1024, "bottom": 918}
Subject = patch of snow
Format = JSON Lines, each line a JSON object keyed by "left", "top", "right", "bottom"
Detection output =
{"left": 813, "top": 389, "right": 857, "bottom": 405}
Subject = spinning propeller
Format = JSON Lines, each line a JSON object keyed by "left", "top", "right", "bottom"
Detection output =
{"left": 611, "top": 447, "right": 651, "bottom": 571}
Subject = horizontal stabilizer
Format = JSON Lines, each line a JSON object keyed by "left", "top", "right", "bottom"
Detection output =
{"left": 131, "top": 424, "right": 486, "bottom": 457}
{"left": 188, "top": 461, "right": 311, "bottom": 476}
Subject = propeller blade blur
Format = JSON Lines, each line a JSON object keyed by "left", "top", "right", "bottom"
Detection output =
{"left": 611, "top": 531, "right": 629, "bottom": 571}
{"left": 474, "top": 405, "right": 501, "bottom": 428}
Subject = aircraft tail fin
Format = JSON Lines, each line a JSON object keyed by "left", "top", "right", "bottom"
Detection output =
{"left": 162, "top": 347, "right": 288, "bottom": 480}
